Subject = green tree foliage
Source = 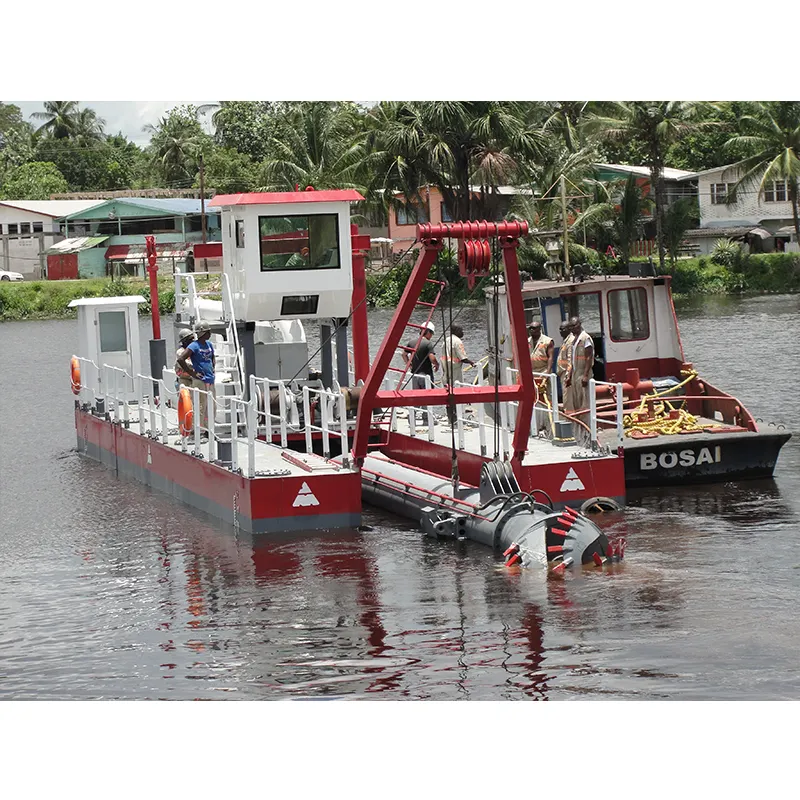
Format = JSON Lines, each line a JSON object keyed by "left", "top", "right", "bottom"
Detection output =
{"left": 662, "top": 197, "right": 699, "bottom": 263}
{"left": 726, "top": 101, "right": 800, "bottom": 247}
{"left": 369, "top": 101, "right": 546, "bottom": 221}
{"left": 257, "top": 102, "right": 369, "bottom": 192}
{"left": 584, "top": 101, "right": 714, "bottom": 271}
{"left": 1, "top": 161, "right": 68, "bottom": 199}
{"left": 144, "top": 105, "right": 212, "bottom": 186}
{"left": 211, "top": 101, "right": 277, "bottom": 162}
{"left": 31, "top": 101, "right": 81, "bottom": 139}
{"left": 0, "top": 103, "right": 35, "bottom": 179}
{"left": 196, "top": 147, "right": 257, "bottom": 193}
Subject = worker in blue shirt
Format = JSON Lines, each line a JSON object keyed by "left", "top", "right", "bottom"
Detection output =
{"left": 178, "top": 321, "right": 215, "bottom": 437}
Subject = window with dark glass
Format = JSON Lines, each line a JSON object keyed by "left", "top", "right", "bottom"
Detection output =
{"left": 764, "top": 181, "right": 788, "bottom": 202}
{"left": 565, "top": 292, "right": 602, "bottom": 335}
{"left": 710, "top": 183, "right": 732, "bottom": 204}
{"left": 235, "top": 219, "right": 245, "bottom": 248}
{"left": 19, "top": 222, "right": 31, "bottom": 234}
{"left": 33, "top": 222, "right": 43, "bottom": 233}
{"left": 441, "top": 202, "right": 454, "bottom": 223}
{"left": 608, "top": 288, "right": 649, "bottom": 341}
{"left": 396, "top": 202, "right": 429, "bottom": 226}
{"left": 258, "top": 214, "right": 340, "bottom": 271}
{"left": 281, "top": 295, "right": 320, "bottom": 315}
{"left": 7, "top": 223, "right": 18, "bottom": 235}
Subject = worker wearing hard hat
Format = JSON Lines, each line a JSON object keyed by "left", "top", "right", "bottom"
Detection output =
{"left": 174, "top": 328, "right": 196, "bottom": 390}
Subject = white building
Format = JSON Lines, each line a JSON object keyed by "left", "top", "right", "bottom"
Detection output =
{"left": 681, "top": 164, "right": 799, "bottom": 255}
{"left": 0, "top": 200, "right": 101, "bottom": 278}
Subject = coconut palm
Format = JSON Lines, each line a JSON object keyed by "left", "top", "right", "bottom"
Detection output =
{"left": 73, "top": 107, "right": 105, "bottom": 144}
{"left": 584, "top": 101, "right": 714, "bottom": 271}
{"left": 725, "top": 102, "right": 800, "bottom": 247}
{"left": 370, "top": 101, "right": 547, "bottom": 221}
{"left": 31, "top": 101, "right": 80, "bottom": 139}
{"left": 256, "top": 102, "right": 370, "bottom": 192}
{"left": 144, "top": 106, "right": 208, "bottom": 184}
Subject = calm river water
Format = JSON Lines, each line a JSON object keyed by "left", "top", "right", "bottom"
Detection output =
{"left": 1, "top": 293, "right": 799, "bottom": 700}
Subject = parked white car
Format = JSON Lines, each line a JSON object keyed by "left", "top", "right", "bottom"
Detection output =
{"left": 0, "top": 269, "right": 24, "bottom": 281}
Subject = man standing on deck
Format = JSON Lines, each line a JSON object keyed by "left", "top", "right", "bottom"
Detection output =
{"left": 564, "top": 316, "right": 594, "bottom": 443}
{"left": 403, "top": 321, "right": 439, "bottom": 424}
{"left": 528, "top": 321, "right": 554, "bottom": 433}
{"left": 556, "top": 321, "right": 573, "bottom": 401}
{"left": 183, "top": 321, "right": 216, "bottom": 438}
{"left": 174, "top": 329, "right": 196, "bottom": 391}
{"left": 442, "top": 324, "right": 475, "bottom": 386}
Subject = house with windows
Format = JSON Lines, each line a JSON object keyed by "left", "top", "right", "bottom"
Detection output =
{"left": 57, "top": 197, "right": 222, "bottom": 278}
{"left": 0, "top": 199, "right": 101, "bottom": 278}
{"left": 680, "top": 164, "right": 799, "bottom": 254}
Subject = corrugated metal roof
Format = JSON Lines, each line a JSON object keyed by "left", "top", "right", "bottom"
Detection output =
{"left": 105, "top": 242, "right": 192, "bottom": 263}
{"left": 0, "top": 199, "right": 103, "bottom": 218}
{"left": 46, "top": 236, "right": 109, "bottom": 254}
{"left": 211, "top": 190, "right": 364, "bottom": 206}
{"left": 61, "top": 197, "right": 221, "bottom": 219}
{"left": 594, "top": 163, "right": 696, "bottom": 181}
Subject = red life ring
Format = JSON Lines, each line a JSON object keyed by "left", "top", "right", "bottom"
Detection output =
{"left": 178, "top": 387, "right": 194, "bottom": 436}
{"left": 70, "top": 357, "right": 81, "bottom": 395}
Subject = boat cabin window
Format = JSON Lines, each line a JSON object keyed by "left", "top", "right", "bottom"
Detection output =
{"left": 98, "top": 310, "right": 128, "bottom": 353}
{"left": 258, "top": 214, "right": 340, "bottom": 271}
{"left": 608, "top": 287, "right": 649, "bottom": 341}
{"left": 564, "top": 292, "right": 602, "bottom": 334}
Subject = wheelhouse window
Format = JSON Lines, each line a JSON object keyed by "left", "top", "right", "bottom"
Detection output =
{"left": 395, "top": 201, "right": 429, "bottom": 226}
{"left": 764, "top": 181, "right": 789, "bottom": 202}
{"left": 608, "top": 287, "right": 649, "bottom": 341}
{"left": 98, "top": 310, "right": 128, "bottom": 353}
{"left": 235, "top": 219, "right": 245, "bottom": 248}
{"left": 259, "top": 214, "right": 340, "bottom": 271}
{"left": 565, "top": 292, "right": 602, "bottom": 335}
{"left": 710, "top": 183, "right": 733, "bottom": 205}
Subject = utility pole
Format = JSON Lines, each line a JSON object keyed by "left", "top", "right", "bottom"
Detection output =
{"left": 199, "top": 153, "right": 207, "bottom": 271}
{"left": 560, "top": 174, "right": 570, "bottom": 281}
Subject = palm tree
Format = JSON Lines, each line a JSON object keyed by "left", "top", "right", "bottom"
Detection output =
{"left": 144, "top": 106, "right": 207, "bottom": 184}
{"left": 31, "top": 101, "right": 80, "bottom": 139}
{"left": 584, "top": 101, "right": 714, "bottom": 271}
{"left": 73, "top": 107, "right": 105, "bottom": 144}
{"left": 725, "top": 102, "right": 800, "bottom": 247}
{"left": 573, "top": 174, "right": 654, "bottom": 268}
{"left": 370, "top": 101, "right": 546, "bottom": 221}
{"left": 256, "top": 102, "right": 370, "bottom": 192}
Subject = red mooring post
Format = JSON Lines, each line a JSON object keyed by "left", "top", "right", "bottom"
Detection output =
{"left": 350, "top": 224, "right": 372, "bottom": 384}
{"left": 145, "top": 235, "right": 167, "bottom": 395}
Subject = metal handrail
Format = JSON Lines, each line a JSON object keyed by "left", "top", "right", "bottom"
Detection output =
{"left": 302, "top": 385, "right": 347, "bottom": 459}
{"left": 589, "top": 378, "right": 625, "bottom": 447}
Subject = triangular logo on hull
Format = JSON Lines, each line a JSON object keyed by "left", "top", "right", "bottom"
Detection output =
{"left": 293, "top": 481, "right": 320, "bottom": 507}
{"left": 559, "top": 467, "right": 586, "bottom": 492}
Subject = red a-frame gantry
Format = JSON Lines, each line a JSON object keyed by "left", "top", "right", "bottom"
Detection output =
{"left": 351, "top": 220, "right": 535, "bottom": 466}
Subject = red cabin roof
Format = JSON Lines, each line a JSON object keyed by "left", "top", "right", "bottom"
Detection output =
{"left": 210, "top": 189, "right": 364, "bottom": 207}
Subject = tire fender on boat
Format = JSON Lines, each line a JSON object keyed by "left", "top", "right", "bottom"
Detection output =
{"left": 580, "top": 496, "right": 621, "bottom": 514}
{"left": 178, "top": 387, "right": 193, "bottom": 436}
{"left": 70, "top": 357, "right": 81, "bottom": 395}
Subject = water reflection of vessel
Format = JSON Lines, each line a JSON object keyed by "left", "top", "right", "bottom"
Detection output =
{"left": 488, "top": 274, "right": 791, "bottom": 487}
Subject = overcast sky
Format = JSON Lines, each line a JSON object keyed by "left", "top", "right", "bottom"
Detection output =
{"left": 10, "top": 101, "right": 217, "bottom": 146}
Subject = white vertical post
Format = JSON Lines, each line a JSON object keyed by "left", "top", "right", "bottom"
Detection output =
{"left": 111, "top": 366, "right": 118, "bottom": 421}
{"left": 321, "top": 391, "right": 331, "bottom": 458}
{"left": 426, "top": 374, "right": 435, "bottom": 442}
{"left": 616, "top": 381, "right": 624, "bottom": 447}
{"left": 456, "top": 388, "right": 465, "bottom": 451}
{"left": 149, "top": 377, "right": 157, "bottom": 437}
{"left": 137, "top": 375, "right": 145, "bottom": 435}
{"left": 121, "top": 370, "right": 129, "bottom": 426}
{"left": 303, "top": 386, "right": 313, "bottom": 454}
{"left": 278, "top": 380, "right": 288, "bottom": 448}
{"left": 499, "top": 401, "right": 510, "bottom": 459}
{"left": 159, "top": 379, "right": 168, "bottom": 444}
{"left": 230, "top": 404, "right": 239, "bottom": 474}
{"left": 476, "top": 379, "right": 487, "bottom": 457}
{"left": 192, "top": 386, "right": 200, "bottom": 449}
{"left": 208, "top": 390, "right": 216, "bottom": 462}
{"left": 589, "top": 378, "right": 597, "bottom": 448}
{"left": 247, "top": 398, "right": 256, "bottom": 478}
{"left": 338, "top": 391, "right": 347, "bottom": 457}
{"left": 550, "top": 372, "right": 560, "bottom": 426}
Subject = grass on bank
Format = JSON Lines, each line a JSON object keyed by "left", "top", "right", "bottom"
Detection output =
{"left": 0, "top": 276, "right": 220, "bottom": 321}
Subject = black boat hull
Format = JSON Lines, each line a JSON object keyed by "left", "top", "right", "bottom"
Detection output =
{"left": 622, "top": 430, "right": 791, "bottom": 488}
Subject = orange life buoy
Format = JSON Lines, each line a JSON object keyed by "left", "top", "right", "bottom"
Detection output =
{"left": 178, "top": 387, "right": 194, "bottom": 436}
{"left": 70, "top": 356, "right": 81, "bottom": 395}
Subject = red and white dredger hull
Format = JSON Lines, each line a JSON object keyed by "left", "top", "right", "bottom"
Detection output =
{"left": 76, "top": 409, "right": 362, "bottom": 534}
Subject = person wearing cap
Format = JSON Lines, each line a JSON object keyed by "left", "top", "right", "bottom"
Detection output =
{"left": 528, "top": 320, "right": 554, "bottom": 433}
{"left": 185, "top": 321, "right": 216, "bottom": 438}
{"left": 174, "top": 329, "right": 196, "bottom": 391}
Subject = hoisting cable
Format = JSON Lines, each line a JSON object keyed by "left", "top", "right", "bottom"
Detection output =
{"left": 438, "top": 245, "right": 460, "bottom": 494}
{"left": 491, "top": 236, "right": 501, "bottom": 461}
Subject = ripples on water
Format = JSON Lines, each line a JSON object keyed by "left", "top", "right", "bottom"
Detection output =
{"left": 1, "top": 297, "right": 799, "bottom": 700}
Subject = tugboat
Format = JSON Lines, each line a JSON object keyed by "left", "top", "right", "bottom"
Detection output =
{"left": 486, "top": 272, "right": 791, "bottom": 487}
